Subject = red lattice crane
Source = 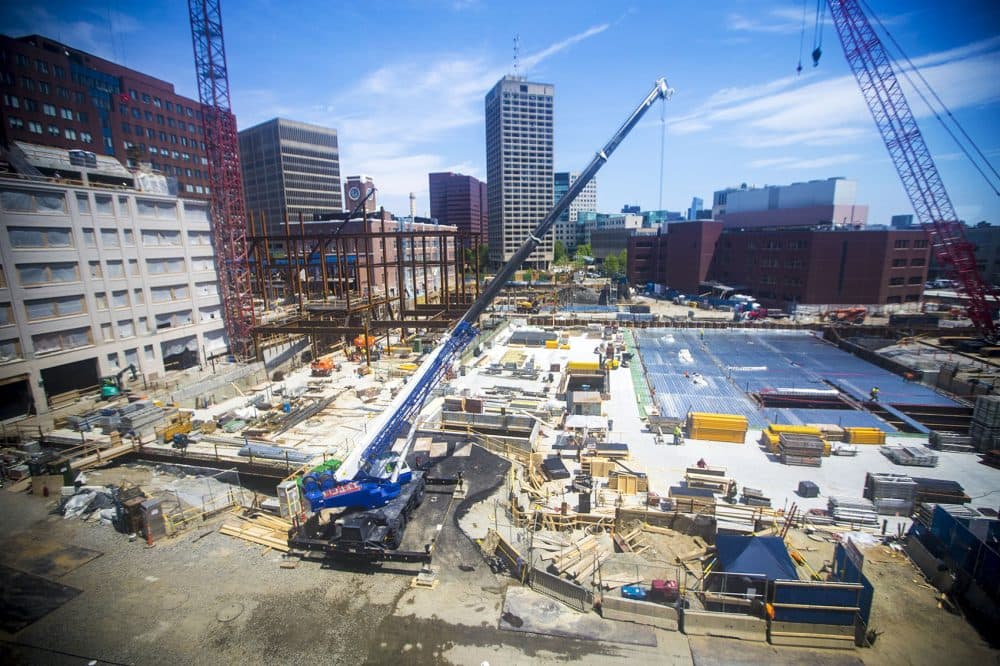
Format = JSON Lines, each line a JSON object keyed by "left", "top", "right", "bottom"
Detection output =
{"left": 188, "top": 0, "right": 255, "bottom": 359}
{"left": 827, "top": 0, "right": 997, "bottom": 341}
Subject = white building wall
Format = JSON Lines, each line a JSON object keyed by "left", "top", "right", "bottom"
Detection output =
{"left": 722, "top": 177, "right": 856, "bottom": 214}
{"left": 0, "top": 180, "right": 227, "bottom": 414}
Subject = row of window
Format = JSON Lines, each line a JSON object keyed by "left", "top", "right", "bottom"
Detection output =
{"left": 121, "top": 123, "right": 205, "bottom": 150}
{"left": 3, "top": 94, "right": 88, "bottom": 121}
{"left": 7, "top": 116, "right": 93, "bottom": 143}
{"left": 15, "top": 256, "right": 215, "bottom": 286}
{"left": 1, "top": 188, "right": 209, "bottom": 221}
{"left": 119, "top": 106, "right": 201, "bottom": 134}
{"left": 891, "top": 257, "right": 926, "bottom": 267}
{"left": 123, "top": 88, "right": 200, "bottom": 119}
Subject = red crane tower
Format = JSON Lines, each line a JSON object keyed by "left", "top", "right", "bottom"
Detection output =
{"left": 188, "top": 0, "right": 255, "bottom": 359}
{"left": 826, "top": 0, "right": 997, "bottom": 341}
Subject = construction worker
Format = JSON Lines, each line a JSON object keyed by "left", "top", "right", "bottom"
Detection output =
{"left": 870, "top": 386, "right": 880, "bottom": 402}
{"left": 673, "top": 425, "right": 684, "bottom": 445}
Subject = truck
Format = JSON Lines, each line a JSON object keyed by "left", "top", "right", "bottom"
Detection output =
{"left": 287, "top": 78, "right": 674, "bottom": 562}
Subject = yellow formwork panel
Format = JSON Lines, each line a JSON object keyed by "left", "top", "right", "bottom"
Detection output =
{"left": 845, "top": 427, "right": 886, "bottom": 445}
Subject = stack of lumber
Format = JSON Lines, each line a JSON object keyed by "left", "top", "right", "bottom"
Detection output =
{"left": 715, "top": 500, "right": 758, "bottom": 534}
{"left": 219, "top": 511, "right": 292, "bottom": 552}
{"left": 740, "top": 487, "right": 771, "bottom": 507}
{"left": 911, "top": 477, "right": 970, "bottom": 505}
{"left": 684, "top": 466, "right": 734, "bottom": 494}
{"left": 612, "top": 527, "right": 649, "bottom": 555}
{"left": 809, "top": 423, "right": 846, "bottom": 442}
{"left": 845, "top": 427, "right": 886, "bottom": 445}
{"left": 970, "top": 396, "right": 1000, "bottom": 452}
{"left": 828, "top": 496, "right": 878, "bottom": 527}
{"left": 668, "top": 486, "right": 717, "bottom": 513}
{"left": 863, "top": 472, "right": 917, "bottom": 516}
{"left": 928, "top": 431, "right": 976, "bottom": 453}
{"left": 687, "top": 412, "right": 748, "bottom": 443}
{"left": 881, "top": 444, "right": 939, "bottom": 467}
{"left": 778, "top": 433, "right": 824, "bottom": 467}
{"left": 538, "top": 533, "right": 612, "bottom": 584}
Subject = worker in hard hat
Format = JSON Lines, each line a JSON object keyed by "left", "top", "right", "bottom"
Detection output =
{"left": 870, "top": 386, "right": 880, "bottom": 402}
{"left": 673, "top": 424, "right": 684, "bottom": 445}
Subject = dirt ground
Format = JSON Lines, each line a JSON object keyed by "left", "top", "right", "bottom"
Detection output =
{"left": 0, "top": 460, "right": 997, "bottom": 665}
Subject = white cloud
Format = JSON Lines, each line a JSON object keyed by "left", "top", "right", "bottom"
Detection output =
{"left": 234, "top": 23, "right": 611, "bottom": 212}
{"left": 747, "top": 153, "right": 861, "bottom": 170}
{"left": 5, "top": 6, "right": 140, "bottom": 61}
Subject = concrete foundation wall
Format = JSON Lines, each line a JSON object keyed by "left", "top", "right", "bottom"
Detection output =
{"left": 769, "top": 621, "right": 856, "bottom": 649}
{"left": 681, "top": 609, "right": 767, "bottom": 642}
{"left": 601, "top": 595, "right": 679, "bottom": 631}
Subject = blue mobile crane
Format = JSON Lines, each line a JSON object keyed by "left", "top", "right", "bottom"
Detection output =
{"left": 290, "top": 78, "right": 673, "bottom": 560}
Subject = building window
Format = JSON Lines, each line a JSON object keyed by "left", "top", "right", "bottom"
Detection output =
{"left": 153, "top": 97, "right": 162, "bottom": 108}
{"left": 64, "top": 128, "right": 77, "bottom": 140}
{"left": 8, "top": 117, "right": 23, "bottom": 129}
{"left": 42, "top": 103, "right": 56, "bottom": 116}
{"left": 892, "top": 258, "right": 907, "bottom": 267}
{"left": 133, "top": 288, "right": 145, "bottom": 304}
{"left": 27, "top": 120, "right": 42, "bottom": 135}
{"left": 128, "top": 259, "right": 140, "bottom": 276}
{"left": 94, "top": 292, "right": 108, "bottom": 309}
{"left": 80, "top": 131, "right": 92, "bottom": 143}
{"left": 8, "top": 226, "right": 72, "bottom": 247}
{"left": 112, "top": 290, "right": 130, "bottom": 308}
{"left": 33, "top": 327, "right": 93, "bottom": 355}
{"left": 35, "top": 60, "right": 48, "bottom": 74}
{"left": 106, "top": 260, "right": 125, "bottom": 279}
{"left": 0, "top": 339, "right": 23, "bottom": 363}
{"left": 23, "top": 98, "right": 37, "bottom": 111}
{"left": 118, "top": 320, "right": 136, "bottom": 338}
{"left": 141, "top": 93, "right": 151, "bottom": 104}
{"left": 3, "top": 94, "right": 19, "bottom": 108}
{"left": 894, "top": 239, "right": 910, "bottom": 249}
{"left": 141, "top": 229, "right": 181, "bottom": 246}
{"left": 914, "top": 239, "right": 928, "bottom": 248}
{"left": 889, "top": 276, "right": 905, "bottom": 286}
{"left": 95, "top": 195, "right": 113, "bottom": 215}
{"left": 910, "top": 257, "right": 925, "bottom": 266}
{"left": 155, "top": 310, "right": 193, "bottom": 330}
{"left": 146, "top": 258, "right": 186, "bottom": 274}
{"left": 151, "top": 284, "right": 190, "bottom": 303}
{"left": 100, "top": 228, "right": 120, "bottom": 247}
{"left": 88, "top": 261, "right": 102, "bottom": 279}
{"left": 165, "top": 101, "right": 174, "bottom": 112}
{"left": 77, "top": 110, "right": 88, "bottom": 123}
{"left": 0, "top": 303, "right": 11, "bottom": 326}
{"left": 82, "top": 228, "right": 96, "bottom": 247}
{"left": 129, "top": 89, "right": 138, "bottom": 100}
{"left": 60, "top": 107, "right": 73, "bottom": 120}
{"left": 24, "top": 295, "right": 86, "bottom": 321}
{"left": 38, "top": 81, "right": 49, "bottom": 94}
{"left": 76, "top": 193, "right": 90, "bottom": 214}
{"left": 136, "top": 199, "right": 176, "bottom": 219}
{"left": 17, "top": 262, "right": 79, "bottom": 286}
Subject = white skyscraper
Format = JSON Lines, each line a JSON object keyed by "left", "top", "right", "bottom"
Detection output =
{"left": 485, "top": 76, "right": 554, "bottom": 269}
{"left": 554, "top": 171, "right": 597, "bottom": 252}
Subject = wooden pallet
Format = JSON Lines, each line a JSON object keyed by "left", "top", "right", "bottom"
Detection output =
{"left": 218, "top": 511, "right": 292, "bottom": 552}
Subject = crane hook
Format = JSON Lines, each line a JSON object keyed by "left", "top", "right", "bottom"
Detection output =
{"left": 812, "top": 46, "right": 822, "bottom": 67}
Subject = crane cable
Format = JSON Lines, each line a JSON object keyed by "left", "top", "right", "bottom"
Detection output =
{"left": 797, "top": 0, "right": 809, "bottom": 74}
{"left": 812, "top": 0, "right": 825, "bottom": 66}
{"left": 860, "top": 0, "right": 1000, "bottom": 198}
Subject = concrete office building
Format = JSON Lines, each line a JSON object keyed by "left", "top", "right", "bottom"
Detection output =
{"left": 1, "top": 34, "right": 210, "bottom": 199}
{"left": 627, "top": 221, "right": 929, "bottom": 308}
{"left": 0, "top": 162, "right": 227, "bottom": 418}
{"left": 238, "top": 118, "right": 343, "bottom": 233}
{"left": 712, "top": 178, "right": 867, "bottom": 229}
{"left": 553, "top": 171, "right": 597, "bottom": 252}
{"left": 428, "top": 172, "right": 487, "bottom": 238}
{"left": 485, "top": 76, "right": 554, "bottom": 269}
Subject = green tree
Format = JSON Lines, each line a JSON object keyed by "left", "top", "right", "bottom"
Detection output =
{"left": 603, "top": 254, "right": 620, "bottom": 275}
{"left": 464, "top": 243, "right": 490, "bottom": 276}
{"left": 553, "top": 240, "right": 568, "bottom": 264}
{"left": 575, "top": 243, "right": 592, "bottom": 259}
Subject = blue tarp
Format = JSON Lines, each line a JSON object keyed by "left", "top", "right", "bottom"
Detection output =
{"left": 715, "top": 535, "right": 798, "bottom": 581}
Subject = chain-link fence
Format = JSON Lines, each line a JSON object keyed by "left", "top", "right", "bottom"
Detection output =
{"left": 159, "top": 468, "right": 251, "bottom": 533}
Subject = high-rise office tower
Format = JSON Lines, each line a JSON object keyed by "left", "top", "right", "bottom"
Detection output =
{"left": 429, "top": 172, "right": 487, "bottom": 238}
{"left": 238, "top": 117, "right": 342, "bottom": 233}
{"left": 485, "top": 75, "right": 554, "bottom": 269}
{"left": 688, "top": 197, "right": 704, "bottom": 221}
{"left": 553, "top": 171, "right": 597, "bottom": 252}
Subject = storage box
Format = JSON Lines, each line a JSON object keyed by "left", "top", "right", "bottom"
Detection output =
{"left": 797, "top": 481, "right": 820, "bottom": 498}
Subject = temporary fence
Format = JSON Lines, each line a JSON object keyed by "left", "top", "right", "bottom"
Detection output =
{"left": 159, "top": 468, "right": 252, "bottom": 533}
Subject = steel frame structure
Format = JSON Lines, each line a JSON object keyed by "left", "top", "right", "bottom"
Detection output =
{"left": 188, "top": 0, "right": 256, "bottom": 359}
{"left": 828, "top": 0, "right": 997, "bottom": 340}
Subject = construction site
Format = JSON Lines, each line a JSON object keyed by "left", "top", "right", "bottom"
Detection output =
{"left": 1, "top": 1, "right": 1000, "bottom": 665}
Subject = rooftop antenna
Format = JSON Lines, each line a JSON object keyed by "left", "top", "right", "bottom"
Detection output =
{"left": 513, "top": 34, "right": 520, "bottom": 76}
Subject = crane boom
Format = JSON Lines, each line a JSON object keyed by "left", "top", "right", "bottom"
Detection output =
{"left": 315, "top": 78, "right": 673, "bottom": 511}
{"left": 827, "top": 0, "right": 997, "bottom": 340}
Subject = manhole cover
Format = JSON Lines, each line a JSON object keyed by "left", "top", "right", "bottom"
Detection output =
{"left": 216, "top": 602, "right": 244, "bottom": 622}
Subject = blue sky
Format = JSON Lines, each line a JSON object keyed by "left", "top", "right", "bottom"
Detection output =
{"left": 5, "top": 1, "right": 1000, "bottom": 225}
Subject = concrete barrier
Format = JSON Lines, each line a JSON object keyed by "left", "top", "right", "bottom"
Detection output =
{"left": 601, "top": 595, "right": 679, "bottom": 631}
{"left": 530, "top": 567, "right": 592, "bottom": 612}
{"left": 681, "top": 609, "right": 767, "bottom": 642}
{"left": 769, "top": 621, "right": 857, "bottom": 649}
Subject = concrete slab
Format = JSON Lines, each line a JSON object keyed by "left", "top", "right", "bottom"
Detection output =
{"left": 688, "top": 635, "right": 864, "bottom": 666}
{"left": 501, "top": 585, "right": 657, "bottom": 647}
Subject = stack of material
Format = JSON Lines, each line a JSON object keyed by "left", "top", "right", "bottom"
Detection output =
{"left": 911, "top": 477, "right": 970, "bottom": 505}
{"left": 741, "top": 487, "right": 771, "bottom": 507}
{"left": 684, "top": 466, "right": 735, "bottom": 494}
{"left": 881, "top": 444, "right": 939, "bottom": 467}
{"left": 928, "top": 430, "right": 976, "bottom": 453}
{"left": 760, "top": 424, "right": 830, "bottom": 456}
{"left": 778, "top": 433, "right": 824, "bottom": 467}
{"left": 864, "top": 472, "right": 917, "bottom": 516}
{"left": 239, "top": 444, "right": 312, "bottom": 464}
{"left": 715, "top": 499, "right": 758, "bottom": 534}
{"left": 539, "top": 533, "right": 612, "bottom": 584}
{"left": 970, "top": 396, "right": 1000, "bottom": 452}
{"left": 668, "top": 486, "right": 717, "bottom": 513}
{"left": 607, "top": 471, "right": 648, "bottom": 495}
{"left": 443, "top": 396, "right": 465, "bottom": 412}
{"left": 687, "top": 412, "right": 748, "bottom": 443}
{"left": 828, "top": 496, "right": 879, "bottom": 527}
{"left": 845, "top": 427, "right": 886, "bottom": 445}
{"left": 809, "top": 423, "right": 846, "bottom": 442}
{"left": 119, "top": 402, "right": 165, "bottom": 434}
{"left": 219, "top": 511, "right": 291, "bottom": 552}
{"left": 915, "top": 502, "right": 980, "bottom": 528}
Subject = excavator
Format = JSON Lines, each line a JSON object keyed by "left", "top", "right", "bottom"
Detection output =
{"left": 827, "top": 308, "right": 867, "bottom": 325}
{"left": 100, "top": 364, "right": 137, "bottom": 400}
{"left": 289, "top": 78, "right": 674, "bottom": 561}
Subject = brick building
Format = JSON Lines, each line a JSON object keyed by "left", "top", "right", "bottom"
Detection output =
{"left": 428, "top": 172, "right": 487, "bottom": 239}
{"left": 1, "top": 34, "right": 209, "bottom": 198}
{"left": 628, "top": 221, "right": 930, "bottom": 307}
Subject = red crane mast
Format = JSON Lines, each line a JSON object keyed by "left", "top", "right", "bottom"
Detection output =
{"left": 188, "top": 0, "right": 255, "bottom": 359}
{"left": 827, "top": 0, "right": 997, "bottom": 340}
